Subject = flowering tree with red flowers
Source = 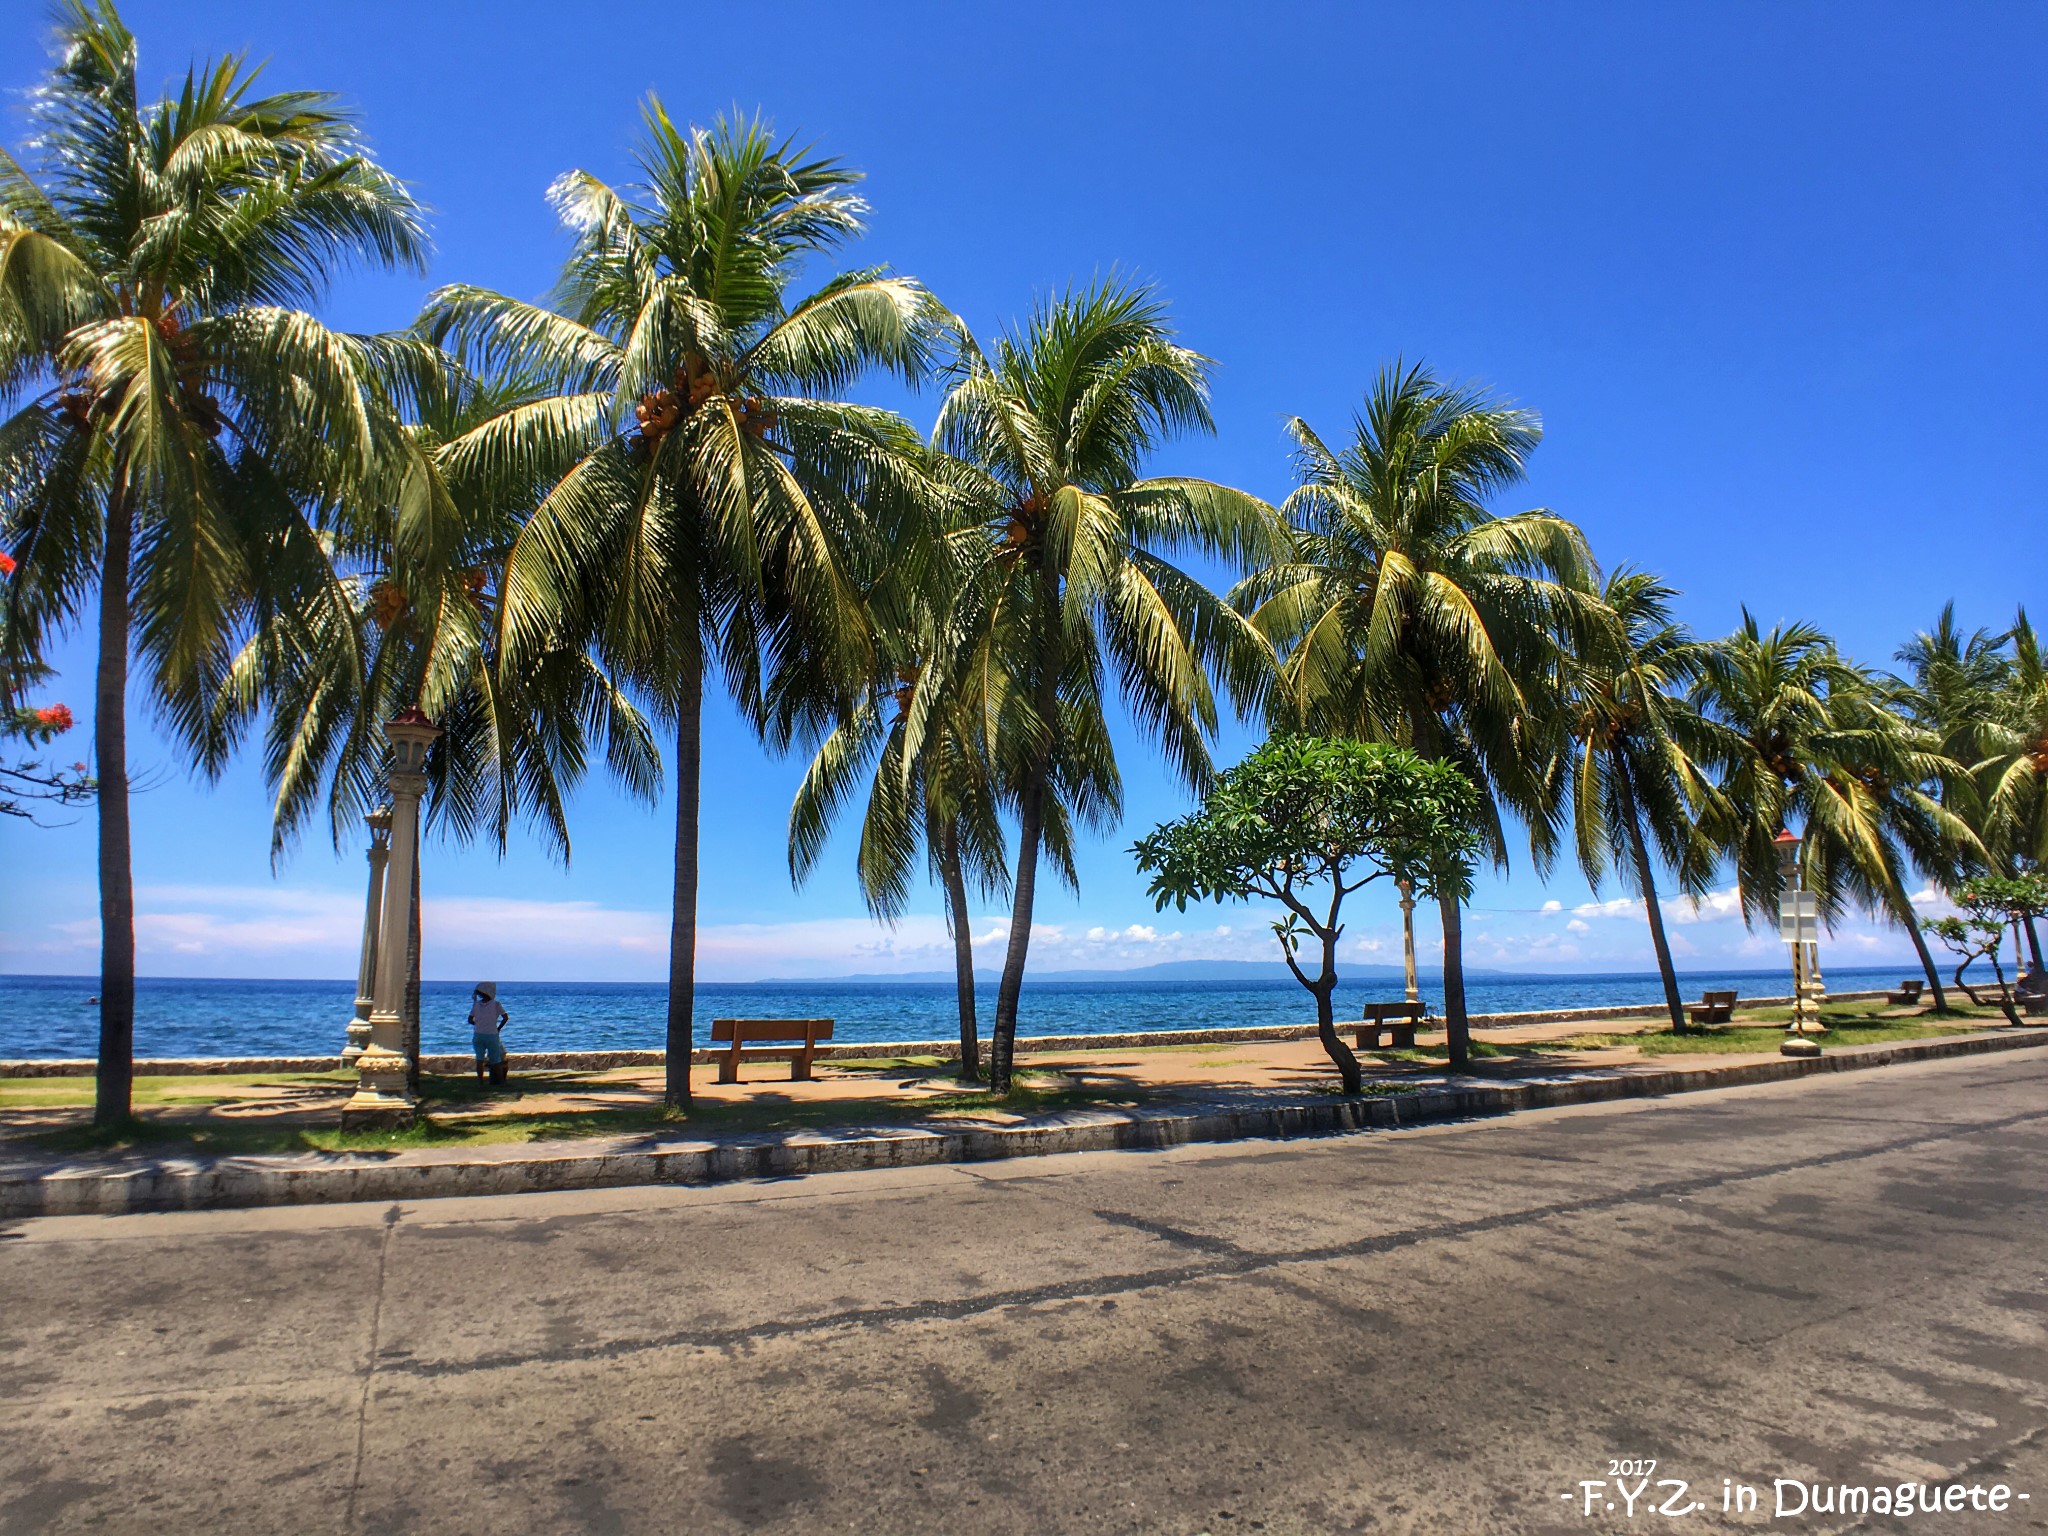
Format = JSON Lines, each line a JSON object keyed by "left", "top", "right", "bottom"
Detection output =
{"left": 2, "top": 592, "right": 93, "bottom": 821}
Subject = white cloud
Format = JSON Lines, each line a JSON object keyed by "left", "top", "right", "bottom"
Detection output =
{"left": 1566, "top": 918, "right": 1591, "bottom": 934}
{"left": 1671, "top": 887, "right": 1743, "bottom": 924}
{"left": 1572, "top": 896, "right": 1644, "bottom": 921}
{"left": 1540, "top": 899, "right": 1563, "bottom": 914}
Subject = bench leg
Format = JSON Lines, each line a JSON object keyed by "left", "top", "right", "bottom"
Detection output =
{"left": 1354, "top": 1028, "right": 1384, "bottom": 1051}
{"left": 718, "top": 1052, "right": 739, "bottom": 1085}
{"left": 1390, "top": 1027, "right": 1417, "bottom": 1049}
{"left": 791, "top": 1050, "right": 813, "bottom": 1083}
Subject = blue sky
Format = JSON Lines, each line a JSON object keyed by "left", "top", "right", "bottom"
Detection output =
{"left": 2, "top": 1, "right": 2042, "bottom": 983}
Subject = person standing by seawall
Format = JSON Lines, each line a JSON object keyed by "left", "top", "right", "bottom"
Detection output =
{"left": 469, "top": 983, "right": 510, "bottom": 1085}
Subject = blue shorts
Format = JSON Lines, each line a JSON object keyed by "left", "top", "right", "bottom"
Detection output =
{"left": 473, "top": 1032, "right": 506, "bottom": 1066}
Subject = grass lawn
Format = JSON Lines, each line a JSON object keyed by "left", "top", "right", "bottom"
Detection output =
{"left": 10, "top": 1074, "right": 1155, "bottom": 1160}
{"left": 1530, "top": 1004, "right": 2008, "bottom": 1057}
{"left": 0, "top": 1070, "right": 353, "bottom": 1109}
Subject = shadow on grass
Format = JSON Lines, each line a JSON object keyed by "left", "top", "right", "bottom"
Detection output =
{"left": 12, "top": 1076, "right": 1163, "bottom": 1161}
{"left": 1525, "top": 1009, "right": 2004, "bottom": 1057}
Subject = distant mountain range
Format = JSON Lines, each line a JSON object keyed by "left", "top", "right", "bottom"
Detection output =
{"left": 758, "top": 958, "right": 1528, "bottom": 985}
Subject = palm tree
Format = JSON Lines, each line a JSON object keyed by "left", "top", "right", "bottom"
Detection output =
{"left": 0, "top": 1, "right": 426, "bottom": 1123}
{"left": 1239, "top": 363, "right": 1595, "bottom": 1070}
{"left": 1691, "top": 615, "right": 1972, "bottom": 999}
{"left": 1827, "top": 669, "right": 1978, "bottom": 1010}
{"left": 1895, "top": 605, "right": 2045, "bottom": 970}
{"left": 205, "top": 355, "right": 662, "bottom": 1074}
{"left": 1978, "top": 610, "right": 2048, "bottom": 967}
{"left": 422, "top": 107, "right": 941, "bottom": 1107}
{"left": 782, "top": 555, "right": 1012, "bottom": 1079}
{"left": 1550, "top": 570, "right": 1728, "bottom": 1032}
{"left": 932, "top": 280, "right": 1284, "bottom": 1094}
{"left": 215, "top": 359, "right": 661, "bottom": 861}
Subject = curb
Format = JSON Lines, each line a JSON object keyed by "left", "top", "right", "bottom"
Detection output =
{"left": 4, "top": 1025, "right": 2042, "bottom": 1219}
{"left": 0, "top": 990, "right": 1892, "bottom": 1078}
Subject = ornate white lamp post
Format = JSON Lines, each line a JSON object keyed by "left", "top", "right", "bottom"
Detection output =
{"left": 341, "top": 805, "right": 393, "bottom": 1067}
{"left": 1776, "top": 828, "right": 1826, "bottom": 1057}
{"left": 342, "top": 711, "right": 440, "bottom": 1128}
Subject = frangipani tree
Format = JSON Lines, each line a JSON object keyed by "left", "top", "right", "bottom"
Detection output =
{"left": 1239, "top": 363, "right": 1596, "bottom": 1070}
{"left": 0, "top": 1, "right": 426, "bottom": 1122}
{"left": 1134, "top": 736, "right": 1479, "bottom": 1093}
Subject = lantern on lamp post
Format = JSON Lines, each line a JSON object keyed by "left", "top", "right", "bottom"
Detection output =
{"left": 1775, "top": 828, "right": 1825, "bottom": 1056}
{"left": 342, "top": 710, "right": 440, "bottom": 1128}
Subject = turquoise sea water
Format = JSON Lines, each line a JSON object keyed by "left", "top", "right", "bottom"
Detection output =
{"left": 0, "top": 967, "right": 1909, "bottom": 1061}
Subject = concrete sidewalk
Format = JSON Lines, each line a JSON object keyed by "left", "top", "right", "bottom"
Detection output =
{"left": 4, "top": 1024, "right": 2042, "bottom": 1217}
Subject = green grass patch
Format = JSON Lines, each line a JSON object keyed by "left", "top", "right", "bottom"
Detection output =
{"left": 13, "top": 1077, "right": 1153, "bottom": 1159}
{"left": 1529, "top": 1008, "right": 2000, "bottom": 1057}
{"left": 0, "top": 1070, "right": 351, "bottom": 1110}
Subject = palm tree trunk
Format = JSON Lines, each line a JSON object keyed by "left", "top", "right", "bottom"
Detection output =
{"left": 93, "top": 484, "right": 134, "bottom": 1127}
{"left": 1439, "top": 895, "right": 1471, "bottom": 1072}
{"left": 1413, "top": 712, "right": 1472, "bottom": 1070}
{"left": 1887, "top": 873, "right": 1947, "bottom": 1011}
{"left": 1615, "top": 763, "right": 1687, "bottom": 1033}
{"left": 988, "top": 769, "right": 1045, "bottom": 1096}
{"left": 940, "top": 821, "right": 981, "bottom": 1082}
{"left": 2025, "top": 915, "right": 2044, "bottom": 972}
{"left": 665, "top": 646, "right": 704, "bottom": 1109}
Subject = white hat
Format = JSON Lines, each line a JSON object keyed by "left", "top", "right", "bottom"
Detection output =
{"left": 475, "top": 981, "right": 497, "bottom": 999}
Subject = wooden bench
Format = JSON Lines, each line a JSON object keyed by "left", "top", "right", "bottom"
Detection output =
{"left": 1687, "top": 990, "right": 1738, "bottom": 1027}
{"left": 1353, "top": 1001, "right": 1425, "bottom": 1050}
{"left": 1886, "top": 978, "right": 1925, "bottom": 1006}
{"left": 710, "top": 1018, "right": 834, "bottom": 1083}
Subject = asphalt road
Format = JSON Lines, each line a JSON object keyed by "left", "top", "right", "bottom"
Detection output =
{"left": 5, "top": 1050, "right": 2048, "bottom": 1536}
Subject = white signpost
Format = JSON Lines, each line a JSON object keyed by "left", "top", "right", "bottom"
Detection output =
{"left": 1779, "top": 889, "right": 1826, "bottom": 1037}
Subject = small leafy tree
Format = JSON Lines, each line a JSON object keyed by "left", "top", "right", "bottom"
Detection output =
{"left": 1922, "top": 873, "right": 2048, "bottom": 1025}
{"left": 1133, "top": 737, "right": 1480, "bottom": 1093}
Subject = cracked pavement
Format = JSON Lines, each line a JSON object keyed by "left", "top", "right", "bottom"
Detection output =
{"left": 3, "top": 1050, "right": 2046, "bottom": 1534}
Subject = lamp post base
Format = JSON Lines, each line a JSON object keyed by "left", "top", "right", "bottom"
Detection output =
{"left": 341, "top": 1040, "right": 417, "bottom": 1130}
{"left": 1780, "top": 1034, "right": 1823, "bottom": 1058}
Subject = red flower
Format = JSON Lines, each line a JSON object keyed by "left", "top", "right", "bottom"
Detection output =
{"left": 35, "top": 703, "right": 74, "bottom": 731}
{"left": 0, "top": 551, "right": 15, "bottom": 575}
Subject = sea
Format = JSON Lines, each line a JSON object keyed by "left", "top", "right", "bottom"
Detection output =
{"left": 0, "top": 967, "right": 1910, "bottom": 1061}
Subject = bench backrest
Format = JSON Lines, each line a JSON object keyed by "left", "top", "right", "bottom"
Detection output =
{"left": 1701, "top": 990, "right": 1737, "bottom": 1008}
{"left": 1362, "top": 1002, "right": 1424, "bottom": 1021}
{"left": 710, "top": 1018, "right": 834, "bottom": 1045}
{"left": 1897, "top": 979, "right": 1923, "bottom": 994}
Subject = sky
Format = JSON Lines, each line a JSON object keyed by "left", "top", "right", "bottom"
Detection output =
{"left": 2, "top": 1, "right": 2043, "bottom": 984}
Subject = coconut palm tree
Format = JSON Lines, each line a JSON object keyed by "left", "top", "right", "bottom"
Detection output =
{"left": 1690, "top": 615, "right": 1973, "bottom": 999}
{"left": 1827, "top": 670, "right": 1979, "bottom": 1010}
{"left": 782, "top": 571, "right": 1012, "bottom": 1080}
{"left": 422, "top": 107, "right": 941, "bottom": 1106}
{"left": 0, "top": 1, "right": 426, "bottom": 1123}
{"left": 1894, "top": 605, "right": 2045, "bottom": 970}
{"left": 1690, "top": 616, "right": 1877, "bottom": 920}
{"left": 1239, "top": 362, "right": 1596, "bottom": 1070}
{"left": 932, "top": 279, "right": 1285, "bottom": 1094}
{"left": 213, "top": 359, "right": 661, "bottom": 861}
{"left": 1550, "top": 570, "right": 1729, "bottom": 1032}
{"left": 1978, "top": 610, "right": 2048, "bottom": 964}
{"left": 198, "top": 353, "right": 663, "bottom": 1074}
